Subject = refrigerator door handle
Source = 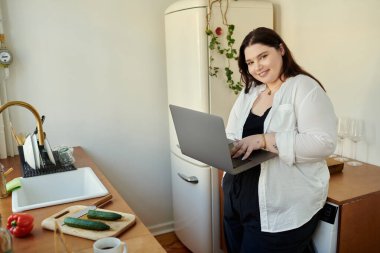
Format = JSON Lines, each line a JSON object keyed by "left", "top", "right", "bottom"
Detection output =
{"left": 177, "top": 172, "right": 199, "bottom": 184}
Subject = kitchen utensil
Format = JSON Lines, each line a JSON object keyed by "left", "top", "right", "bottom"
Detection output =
{"left": 33, "top": 115, "right": 45, "bottom": 134}
{"left": 4, "top": 167, "right": 14, "bottom": 177}
{"left": 16, "top": 133, "right": 26, "bottom": 145}
{"left": 44, "top": 138, "right": 56, "bottom": 165}
{"left": 23, "top": 135, "right": 36, "bottom": 169}
{"left": 10, "top": 122, "right": 20, "bottom": 145}
{"left": 56, "top": 194, "right": 113, "bottom": 223}
{"left": 93, "top": 237, "right": 127, "bottom": 253}
{"left": 9, "top": 122, "right": 26, "bottom": 145}
{"left": 42, "top": 205, "right": 136, "bottom": 240}
{"left": 31, "top": 134, "right": 42, "bottom": 169}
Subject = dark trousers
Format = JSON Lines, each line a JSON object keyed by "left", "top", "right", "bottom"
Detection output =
{"left": 223, "top": 169, "right": 320, "bottom": 253}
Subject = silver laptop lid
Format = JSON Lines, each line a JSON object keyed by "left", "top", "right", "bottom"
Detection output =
{"left": 169, "top": 104, "right": 234, "bottom": 170}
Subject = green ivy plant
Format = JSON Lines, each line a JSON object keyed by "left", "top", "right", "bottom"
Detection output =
{"left": 206, "top": 0, "right": 243, "bottom": 94}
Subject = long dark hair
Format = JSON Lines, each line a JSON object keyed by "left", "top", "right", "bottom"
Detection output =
{"left": 238, "top": 27, "right": 325, "bottom": 93}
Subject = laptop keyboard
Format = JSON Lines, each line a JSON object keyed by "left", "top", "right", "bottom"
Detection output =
{"left": 229, "top": 141, "right": 252, "bottom": 168}
{"left": 231, "top": 157, "right": 251, "bottom": 168}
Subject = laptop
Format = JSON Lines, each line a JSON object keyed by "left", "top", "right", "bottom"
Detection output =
{"left": 169, "top": 104, "right": 277, "bottom": 175}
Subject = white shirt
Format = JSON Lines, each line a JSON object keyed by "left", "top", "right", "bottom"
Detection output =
{"left": 225, "top": 74, "right": 337, "bottom": 232}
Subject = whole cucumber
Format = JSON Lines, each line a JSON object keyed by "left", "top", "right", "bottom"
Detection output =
{"left": 63, "top": 217, "right": 110, "bottom": 231}
{"left": 87, "top": 210, "right": 122, "bottom": 221}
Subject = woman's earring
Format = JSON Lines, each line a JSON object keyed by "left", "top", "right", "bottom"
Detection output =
{"left": 279, "top": 43, "right": 285, "bottom": 56}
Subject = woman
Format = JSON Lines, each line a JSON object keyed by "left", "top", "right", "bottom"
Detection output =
{"left": 223, "top": 27, "right": 337, "bottom": 252}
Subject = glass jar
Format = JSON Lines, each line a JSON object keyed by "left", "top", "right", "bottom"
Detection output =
{"left": 0, "top": 214, "right": 13, "bottom": 253}
{"left": 54, "top": 146, "right": 75, "bottom": 166}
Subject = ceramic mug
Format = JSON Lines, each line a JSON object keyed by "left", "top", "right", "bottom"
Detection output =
{"left": 93, "top": 237, "right": 127, "bottom": 253}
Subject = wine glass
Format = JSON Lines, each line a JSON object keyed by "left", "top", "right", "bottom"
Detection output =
{"left": 334, "top": 117, "right": 350, "bottom": 162}
{"left": 347, "top": 119, "right": 363, "bottom": 166}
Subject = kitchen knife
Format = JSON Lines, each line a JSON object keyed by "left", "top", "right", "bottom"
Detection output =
{"left": 56, "top": 194, "right": 113, "bottom": 224}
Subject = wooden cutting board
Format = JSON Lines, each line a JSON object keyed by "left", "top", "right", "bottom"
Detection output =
{"left": 41, "top": 205, "right": 136, "bottom": 240}
{"left": 327, "top": 158, "right": 344, "bottom": 174}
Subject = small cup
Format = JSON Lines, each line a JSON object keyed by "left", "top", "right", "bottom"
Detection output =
{"left": 55, "top": 146, "right": 75, "bottom": 166}
{"left": 93, "top": 237, "right": 127, "bottom": 253}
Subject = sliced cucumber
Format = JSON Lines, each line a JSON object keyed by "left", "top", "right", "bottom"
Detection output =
{"left": 87, "top": 210, "right": 122, "bottom": 221}
{"left": 63, "top": 217, "right": 110, "bottom": 231}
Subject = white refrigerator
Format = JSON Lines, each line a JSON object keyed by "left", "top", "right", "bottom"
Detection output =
{"left": 165, "top": 1, "right": 273, "bottom": 252}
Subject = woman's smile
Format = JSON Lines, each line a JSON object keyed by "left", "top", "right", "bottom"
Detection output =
{"left": 245, "top": 43, "right": 284, "bottom": 87}
{"left": 258, "top": 69, "right": 269, "bottom": 78}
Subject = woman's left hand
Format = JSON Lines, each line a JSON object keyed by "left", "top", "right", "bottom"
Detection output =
{"left": 231, "top": 135, "right": 264, "bottom": 160}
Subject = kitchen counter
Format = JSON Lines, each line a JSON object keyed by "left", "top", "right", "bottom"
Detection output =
{"left": 0, "top": 147, "right": 166, "bottom": 253}
{"left": 327, "top": 161, "right": 380, "bottom": 205}
{"left": 326, "top": 161, "right": 380, "bottom": 253}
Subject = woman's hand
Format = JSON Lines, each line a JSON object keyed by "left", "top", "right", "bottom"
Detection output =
{"left": 231, "top": 134, "right": 265, "bottom": 160}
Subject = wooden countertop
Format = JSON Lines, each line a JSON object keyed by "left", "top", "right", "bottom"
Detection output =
{"left": 0, "top": 147, "right": 165, "bottom": 253}
{"left": 328, "top": 160, "right": 380, "bottom": 205}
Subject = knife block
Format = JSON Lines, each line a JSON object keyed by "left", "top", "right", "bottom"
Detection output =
{"left": 18, "top": 145, "right": 76, "bottom": 178}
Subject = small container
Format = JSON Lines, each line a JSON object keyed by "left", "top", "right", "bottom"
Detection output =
{"left": 93, "top": 237, "right": 127, "bottom": 253}
{"left": 55, "top": 146, "right": 75, "bottom": 166}
{"left": 0, "top": 214, "right": 13, "bottom": 253}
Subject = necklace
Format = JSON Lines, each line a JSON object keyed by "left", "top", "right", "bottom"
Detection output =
{"left": 266, "top": 83, "right": 282, "bottom": 95}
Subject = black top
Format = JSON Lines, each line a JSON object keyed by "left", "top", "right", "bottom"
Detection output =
{"left": 242, "top": 107, "right": 271, "bottom": 138}
{"left": 222, "top": 107, "right": 272, "bottom": 230}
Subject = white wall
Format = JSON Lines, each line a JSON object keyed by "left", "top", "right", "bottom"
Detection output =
{"left": 263, "top": 0, "right": 380, "bottom": 165}
{"left": 2, "top": 0, "right": 380, "bottom": 235}
{"left": 2, "top": 0, "right": 177, "bottom": 231}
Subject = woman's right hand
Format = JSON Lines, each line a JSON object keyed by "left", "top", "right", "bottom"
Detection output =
{"left": 231, "top": 134, "right": 265, "bottom": 160}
